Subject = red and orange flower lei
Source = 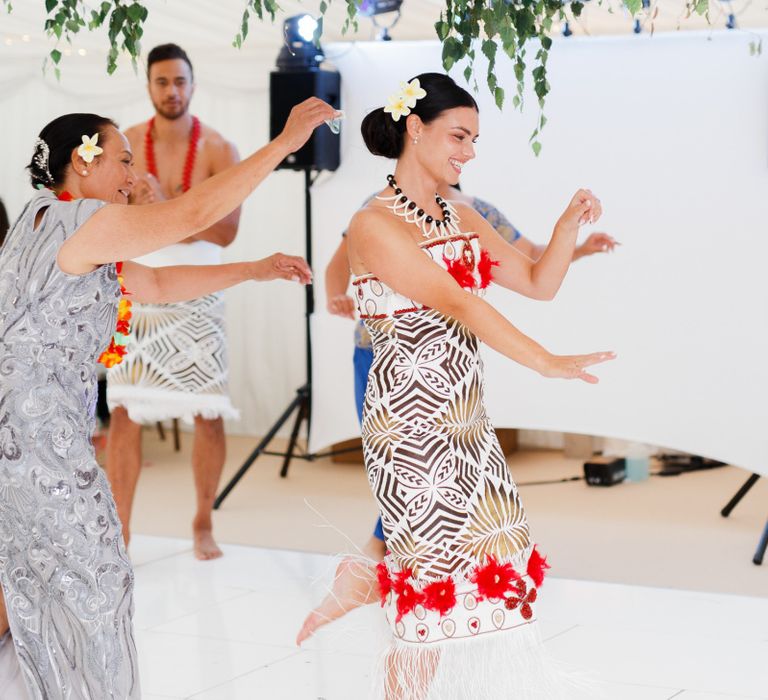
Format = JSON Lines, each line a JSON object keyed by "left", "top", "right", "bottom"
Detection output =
{"left": 98, "top": 261, "right": 132, "bottom": 368}
{"left": 54, "top": 190, "right": 132, "bottom": 367}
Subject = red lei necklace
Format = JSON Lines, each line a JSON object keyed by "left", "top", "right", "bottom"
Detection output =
{"left": 55, "top": 190, "right": 132, "bottom": 368}
{"left": 144, "top": 115, "right": 201, "bottom": 193}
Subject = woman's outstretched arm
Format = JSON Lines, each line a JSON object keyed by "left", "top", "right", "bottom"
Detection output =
{"left": 58, "top": 98, "right": 338, "bottom": 274}
{"left": 458, "top": 189, "right": 602, "bottom": 300}
{"left": 121, "top": 254, "right": 312, "bottom": 305}
{"left": 348, "top": 209, "right": 614, "bottom": 383}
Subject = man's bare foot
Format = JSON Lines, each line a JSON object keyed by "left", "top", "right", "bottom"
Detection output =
{"left": 296, "top": 556, "right": 379, "bottom": 646}
{"left": 193, "top": 528, "right": 223, "bottom": 561}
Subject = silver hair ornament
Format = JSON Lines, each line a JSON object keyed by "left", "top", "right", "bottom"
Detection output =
{"left": 33, "top": 138, "right": 54, "bottom": 185}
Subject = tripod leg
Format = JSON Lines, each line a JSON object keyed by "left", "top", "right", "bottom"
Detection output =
{"left": 214, "top": 389, "right": 305, "bottom": 509}
{"left": 754, "top": 519, "right": 768, "bottom": 566}
{"left": 721, "top": 473, "right": 760, "bottom": 518}
{"left": 281, "top": 396, "right": 308, "bottom": 479}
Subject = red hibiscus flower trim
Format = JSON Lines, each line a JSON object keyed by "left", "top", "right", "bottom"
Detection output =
{"left": 376, "top": 561, "right": 392, "bottom": 606}
{"left": 527, "top": 546, "right": 550, "bottom": 587}
{"left": 471, "top": 554, "right": 521, "bottom": 601}
{"left": 423, "top": 578, "right": 456, "bottom": 617}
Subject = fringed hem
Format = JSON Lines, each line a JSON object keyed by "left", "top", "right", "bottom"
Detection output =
{"left": 372, "top": 619, "right": 600, "bottom": 700}
{"left": 107, "top": 387, "right": 239, "bottom": 425}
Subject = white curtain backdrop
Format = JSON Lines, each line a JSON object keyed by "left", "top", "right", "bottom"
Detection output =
{"left": 1, "top": 21, "right": 766, "bottom": 476}
{"left": 309, "top": 33, "right": 768, "bottom": 478}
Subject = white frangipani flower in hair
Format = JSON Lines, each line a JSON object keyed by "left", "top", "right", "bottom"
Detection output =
{"left": 400, "top": 78, "right": 427, "bottom": 109}
{"left": 77, "top": 134, "right": 103, "bottom": 163}
{"left": 383, "top": 92, "right": 411, "bottom": 122}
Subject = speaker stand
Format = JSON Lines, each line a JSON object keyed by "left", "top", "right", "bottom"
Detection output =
{"left": 214, "top": 169, "right": 356, "bottom": 510}
{"left": 720, "top": 473, "right": 767, "bottom": 565}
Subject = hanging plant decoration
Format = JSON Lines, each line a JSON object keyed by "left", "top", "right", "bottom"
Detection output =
{"left": 1, "top": 0, "right": 729, "bottom": 151}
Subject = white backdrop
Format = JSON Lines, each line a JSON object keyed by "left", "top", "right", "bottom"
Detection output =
{"left": 1, "top": 26, "right": 766, "bottom": 474}
{"left": 309, "top": 33, "right": 768, "bottom": 478}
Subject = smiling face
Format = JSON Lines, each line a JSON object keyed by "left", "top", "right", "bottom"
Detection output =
{"left": 148, "top": 58, "right": 194, "bottom": 120}
{"left": 76, "top": 127, "right": 136, "bottom": 204}
{"left": 407, "top": 106, "right": 479, "bottom": 186}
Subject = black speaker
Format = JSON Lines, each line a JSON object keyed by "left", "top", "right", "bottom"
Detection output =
{"left": 270, "top": 69, "right": 341, "bottom": 171}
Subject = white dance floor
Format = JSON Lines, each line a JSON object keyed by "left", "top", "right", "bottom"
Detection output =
{"left": 130, "top": 535, "right": 768, "bottom": 699}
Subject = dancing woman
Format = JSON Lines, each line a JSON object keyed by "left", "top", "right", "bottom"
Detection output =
{"left": 345, "top": 73, "right": 614, "bottom": 698}
{"left": 0, "top": 99, "right": 336, "bottom": 699}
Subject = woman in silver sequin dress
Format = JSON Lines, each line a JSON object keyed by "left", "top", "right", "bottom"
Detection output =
{"left": 0, "top": 101, "right": 336, "bottom": 699}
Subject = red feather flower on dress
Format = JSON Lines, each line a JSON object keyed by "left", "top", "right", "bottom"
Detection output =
{"left": 478, "top": 249, "right": 500, "bottom": 289}
{"left": 471, "top": 555, "right": 521, "bottom": 601}
{"left": 423, "top": 578, "right": 456, "bottom": 617}
{"left": 376, "top": 561, "right": 393, "bottom": 606}
{"left": 444, "top": 256, "right": 476, "bottom": 289}
{"left": 527, "top": 546, "right": 550, "bottom": 587}
{"left": 393, "top": 568, "right": 425, "bottom": 622}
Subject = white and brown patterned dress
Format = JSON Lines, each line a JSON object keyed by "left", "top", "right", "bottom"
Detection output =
{"left": 354, "top": 214, "right": 581, "bottom": 699}
{"left": 106, "top": 242, "right": 239, "bottom": 425}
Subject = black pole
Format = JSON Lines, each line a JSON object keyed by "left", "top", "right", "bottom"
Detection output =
{"left": 721, "top": 473, "right": 760, "bottom": 518}
{"left": 305, "top": 168, "right": 314, "bottom": 431}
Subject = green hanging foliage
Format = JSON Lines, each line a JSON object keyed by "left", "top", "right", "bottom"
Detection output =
{"left": 2, "top": 0, "right": 722, "bottom": 151}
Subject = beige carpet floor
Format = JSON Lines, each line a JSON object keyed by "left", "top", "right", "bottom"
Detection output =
{"left": 123, "top": 429, "right": 768, "bottom": 598}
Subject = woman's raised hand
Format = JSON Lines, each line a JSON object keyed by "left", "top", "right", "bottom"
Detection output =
{"left": 276, "top": 98, "right": 341, "bottom": 154}
{"left": 539, "top": 351, "right": 616, "bottom": 384}
{"left": 252, "top": 253, "right": 313, "bottom": 285}
{"left": 557, "top": 189, "right": 603, "bottom": 231}
{"left": 327, "top": 294, "right": 356, "bottom": 319}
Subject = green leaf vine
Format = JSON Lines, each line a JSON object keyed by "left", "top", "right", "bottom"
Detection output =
{"left": 1, "top": 0, "right": 736, "bottom": 151}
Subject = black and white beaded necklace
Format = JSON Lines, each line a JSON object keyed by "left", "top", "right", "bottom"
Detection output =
{"left": 377, "top": 174, "right": 461, "bottom": 239}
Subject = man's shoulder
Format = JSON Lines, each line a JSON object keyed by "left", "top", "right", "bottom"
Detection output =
{"left": 124, "top": 122, "right": 147, "bottom": 149}
{"left": 200, "top": 122, "right": 236, "bottom": 152}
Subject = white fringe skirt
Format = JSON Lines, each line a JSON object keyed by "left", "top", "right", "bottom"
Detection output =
{"left": 371, "top": 552, "right": 598, "bottom": 700}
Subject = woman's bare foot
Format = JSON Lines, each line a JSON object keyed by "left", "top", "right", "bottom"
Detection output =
{"left": 193, "top": 527, "right": 223, "bottom": 561}
{"left": 296, "top": 556, "right": 379, "bottom": 646}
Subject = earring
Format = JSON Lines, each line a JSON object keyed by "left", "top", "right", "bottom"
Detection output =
{"left": 82, "top": 170, "right": 88, "bottom": 176}
{"left": 413, "top": 138, "right": 419, "bottom": 145}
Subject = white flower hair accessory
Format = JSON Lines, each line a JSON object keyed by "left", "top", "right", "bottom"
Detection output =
{"left": 400, "top": 79, "right": 427, "bottom": 109}
{"left": 383, "top": 78, "right": 427, "bottom": 122}
{"left": 77, "top": 133, "right": 103, "bottom": 163}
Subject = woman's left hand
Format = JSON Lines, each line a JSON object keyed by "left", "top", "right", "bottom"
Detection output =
{"left": 253, "top": 253, "right": 313, "bottom": 284}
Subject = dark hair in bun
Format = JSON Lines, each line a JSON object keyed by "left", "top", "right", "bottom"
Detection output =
{"left": 27, "top": 113, "right": 118, "bottom": 189}
{"left": 361, "top": 73, "right": 478, "bottom": 160}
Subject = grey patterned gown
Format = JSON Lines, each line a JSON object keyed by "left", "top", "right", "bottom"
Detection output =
{"left": 0, "top": 189, "right": 140, "bottom": 699}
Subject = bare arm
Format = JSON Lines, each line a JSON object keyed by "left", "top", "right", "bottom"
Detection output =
{"left": 325, "top": 237, "right": 355, "bottom": 319}
{"left": 186, "top": 140, "right": 242, "bottom": 247}
{"left": 511, "top": 236, "right": 544, "bottom": 261}
{"left": 58, "top": 98, "right": 338, "bottom": 275}
{"left": 461, "top": 189, "right": 600, "bottom": 300}
{"left": 348, "top": 210, "right": 613, "bottom": 383}
{"left": 122, "top": 253, "right": 312, "bottom": 304}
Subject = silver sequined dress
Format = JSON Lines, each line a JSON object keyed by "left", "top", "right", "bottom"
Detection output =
{"left": 0, "top": 189, "right": 140, "bottom": 699}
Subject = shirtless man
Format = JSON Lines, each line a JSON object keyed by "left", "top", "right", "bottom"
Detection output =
{"left": 106, "top": 43, "right": 240, "bottom": 560}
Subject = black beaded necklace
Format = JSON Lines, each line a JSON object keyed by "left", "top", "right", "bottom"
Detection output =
{"left": 377, "top": 174, "right": 460, "bottom": 239}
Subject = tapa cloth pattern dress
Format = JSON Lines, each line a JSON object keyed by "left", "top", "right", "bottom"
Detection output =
{"left": 106, "top": 242, "right": 238, "bottom": 425}
{"left": 353, "top": 223, "right": 582, "bottom": 699}
{"left": 0, "top": 189, "right": 140, "bottom": 699}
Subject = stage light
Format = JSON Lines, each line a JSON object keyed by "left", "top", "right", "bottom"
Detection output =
{"left": 358, "top": 0, "right": 403, "bottom": 16}
{"left": 276, "top": 14, "right": 325, "bottom": 71}
{"left": 358, "top": 0, "right": 404, "bottom": 41}
{"left": 297, "top": 15, "right": 318, "bottom": 42}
